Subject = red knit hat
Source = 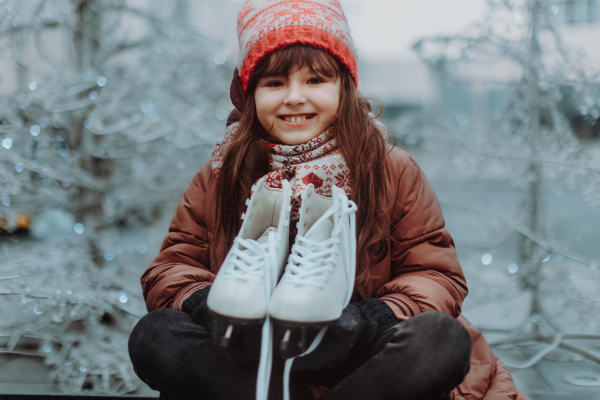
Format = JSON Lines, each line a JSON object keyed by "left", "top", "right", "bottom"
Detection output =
{"left": 236, "top": 0, "right": 358, "bottom": 93}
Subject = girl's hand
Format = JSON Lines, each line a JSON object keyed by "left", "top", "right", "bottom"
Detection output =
{"left": 182, "top": 286, "right": 262, "bottom": 363}
{"left": 292, "top": 298, "right": 397, "bottom": 371}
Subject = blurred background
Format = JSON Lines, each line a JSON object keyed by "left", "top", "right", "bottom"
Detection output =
{"left": 0, "top": 0, "right": 599, "bottom": 398}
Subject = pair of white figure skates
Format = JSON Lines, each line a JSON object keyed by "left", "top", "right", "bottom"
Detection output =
{"left": 206, "top": 177, "right": 357, "bottom": 400}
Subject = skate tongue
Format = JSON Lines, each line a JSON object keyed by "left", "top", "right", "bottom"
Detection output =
{"left": 304, "top": 217, "right": 333, "bottom": 243}
{"left": 256, "top": 227, "right": 278, "bottom": 244}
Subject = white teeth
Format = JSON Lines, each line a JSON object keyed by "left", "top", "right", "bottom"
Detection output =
{"left": 283, "top": 115, "right": 311, "bottom": 122}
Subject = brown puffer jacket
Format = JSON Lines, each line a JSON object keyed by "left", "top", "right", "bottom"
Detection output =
{"left": 141, "top": 146, "right": 530, "bottom": 400}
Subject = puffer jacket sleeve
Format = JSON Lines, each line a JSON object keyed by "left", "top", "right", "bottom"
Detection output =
{"left": 376, "top": 148, "right": 468, "bottom": 320}
{"left": 141, "top": 162, "right": 215, "bottom": 312}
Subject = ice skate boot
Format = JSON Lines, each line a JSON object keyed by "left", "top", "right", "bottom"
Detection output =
{"left": 206, "top": 177, "right": 292, "bottom": 348}
{"left": 268, "top": 184, "right": 357, "bottom": 359}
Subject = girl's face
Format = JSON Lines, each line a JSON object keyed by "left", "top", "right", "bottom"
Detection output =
{"left": 254, "top": 67, "right": 340, "bottom": 145}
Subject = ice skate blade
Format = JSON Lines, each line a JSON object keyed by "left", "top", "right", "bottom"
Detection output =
{"left": 221, "top": 324, "right": 234, "bottom": 348}
{"left": 207, "top": 309, "right": 265, "bottom": 350}
{"left": 272, "top": 321, "right": 333, "bottom": 360}
{"left": 269, "top": 317, "right": 337, "bottom": 327}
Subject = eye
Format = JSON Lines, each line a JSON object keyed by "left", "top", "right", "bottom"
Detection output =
{"left": 265, "top": 80, "right": 284, "bottom": 87}
{"left": 308, "top": 77, "right": 325, "bottom": 84}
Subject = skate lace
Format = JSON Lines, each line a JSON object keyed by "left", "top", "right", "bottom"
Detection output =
{"left": 280, "top": 196, "right": 358, "bottom": 400}
{"left": 281, "top": 236, "right": 341, "bottom": 289}
{"left": 224, "top": 237, "right": 278, "bottom": 281}
{"left": 254, "top": 232, "right": 278, "bottom": 400}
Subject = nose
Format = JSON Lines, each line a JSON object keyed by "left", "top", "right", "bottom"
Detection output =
{"left": 284, "top": 83, "right": 306, "bottom": 106}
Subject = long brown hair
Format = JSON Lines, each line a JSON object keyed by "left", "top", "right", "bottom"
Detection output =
{"left": 215, "top": 44, "right": 393, "bottom": 285}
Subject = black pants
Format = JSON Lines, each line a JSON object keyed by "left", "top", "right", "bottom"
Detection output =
{"left": 128, "top": 309, "right": 471, "bottom": 400}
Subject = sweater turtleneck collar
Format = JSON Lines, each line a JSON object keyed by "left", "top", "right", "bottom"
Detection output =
{"left": 261, "top": 131, "right": 337, "bottom": 170}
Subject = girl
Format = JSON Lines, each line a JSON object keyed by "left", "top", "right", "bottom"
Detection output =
{"left": 129, "top": 1, "right": 529, "bottom": 400}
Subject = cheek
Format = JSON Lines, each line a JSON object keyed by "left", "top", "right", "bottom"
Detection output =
{"left": 321, "top": 82, "right": 341, "bottom": 114}
{"left": 254, "top": 101, "right": 271, "bottom": 131}
{"left": 321, "top": 92, "right": 340, "bottom": 119}
{"left": 330, "top": 97, "right": 340, "bottom": 114}
{"left": 255, "top": 92, "right": 277, "bottom": 122}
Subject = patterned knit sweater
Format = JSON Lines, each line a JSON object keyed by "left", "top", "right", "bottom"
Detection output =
{"left": 211, "top": 120, "right": 388, "bottom": 239}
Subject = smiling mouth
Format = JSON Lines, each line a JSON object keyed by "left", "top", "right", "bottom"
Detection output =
{"left": 279, "top": 114, "right": 316, "bottom": 123}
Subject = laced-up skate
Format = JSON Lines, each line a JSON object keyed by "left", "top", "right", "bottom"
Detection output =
{"left": 206, "top": 177, "right": 292, "bottom": 349}
{"left": 266, "top": 184, "right": 357, "bottom": 400}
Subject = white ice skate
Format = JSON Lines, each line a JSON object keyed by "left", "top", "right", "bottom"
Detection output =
{"left": 268, "top": 184, "right": 357, "bottom": 400}
{"left": 269, "top": 184, "right": 357, "bottom": 328}
{"left": 206, "top": 177, "right": 292, "bottom": 348}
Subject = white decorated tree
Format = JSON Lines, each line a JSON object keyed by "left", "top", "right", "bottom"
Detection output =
{"left": 0, "top": 0, "right": 231, "bottom": 394}
{"left": 408, "top": 0, "right": 600, "bottom": 374}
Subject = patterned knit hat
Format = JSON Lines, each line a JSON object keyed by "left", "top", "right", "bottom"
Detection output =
{"left": 237, "top": 0, "right": 358, "bottom": 93}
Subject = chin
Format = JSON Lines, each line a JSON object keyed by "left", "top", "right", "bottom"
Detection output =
{"left": 277, "top": 131, "right": 320, "bottom": 145}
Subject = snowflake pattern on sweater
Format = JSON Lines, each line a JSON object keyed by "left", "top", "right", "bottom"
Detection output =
{"left": 212, "top": 123, "right": 350, "bottom": 238}
{"left": 211, "top": 120, "right": 388, "bottom": 239}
